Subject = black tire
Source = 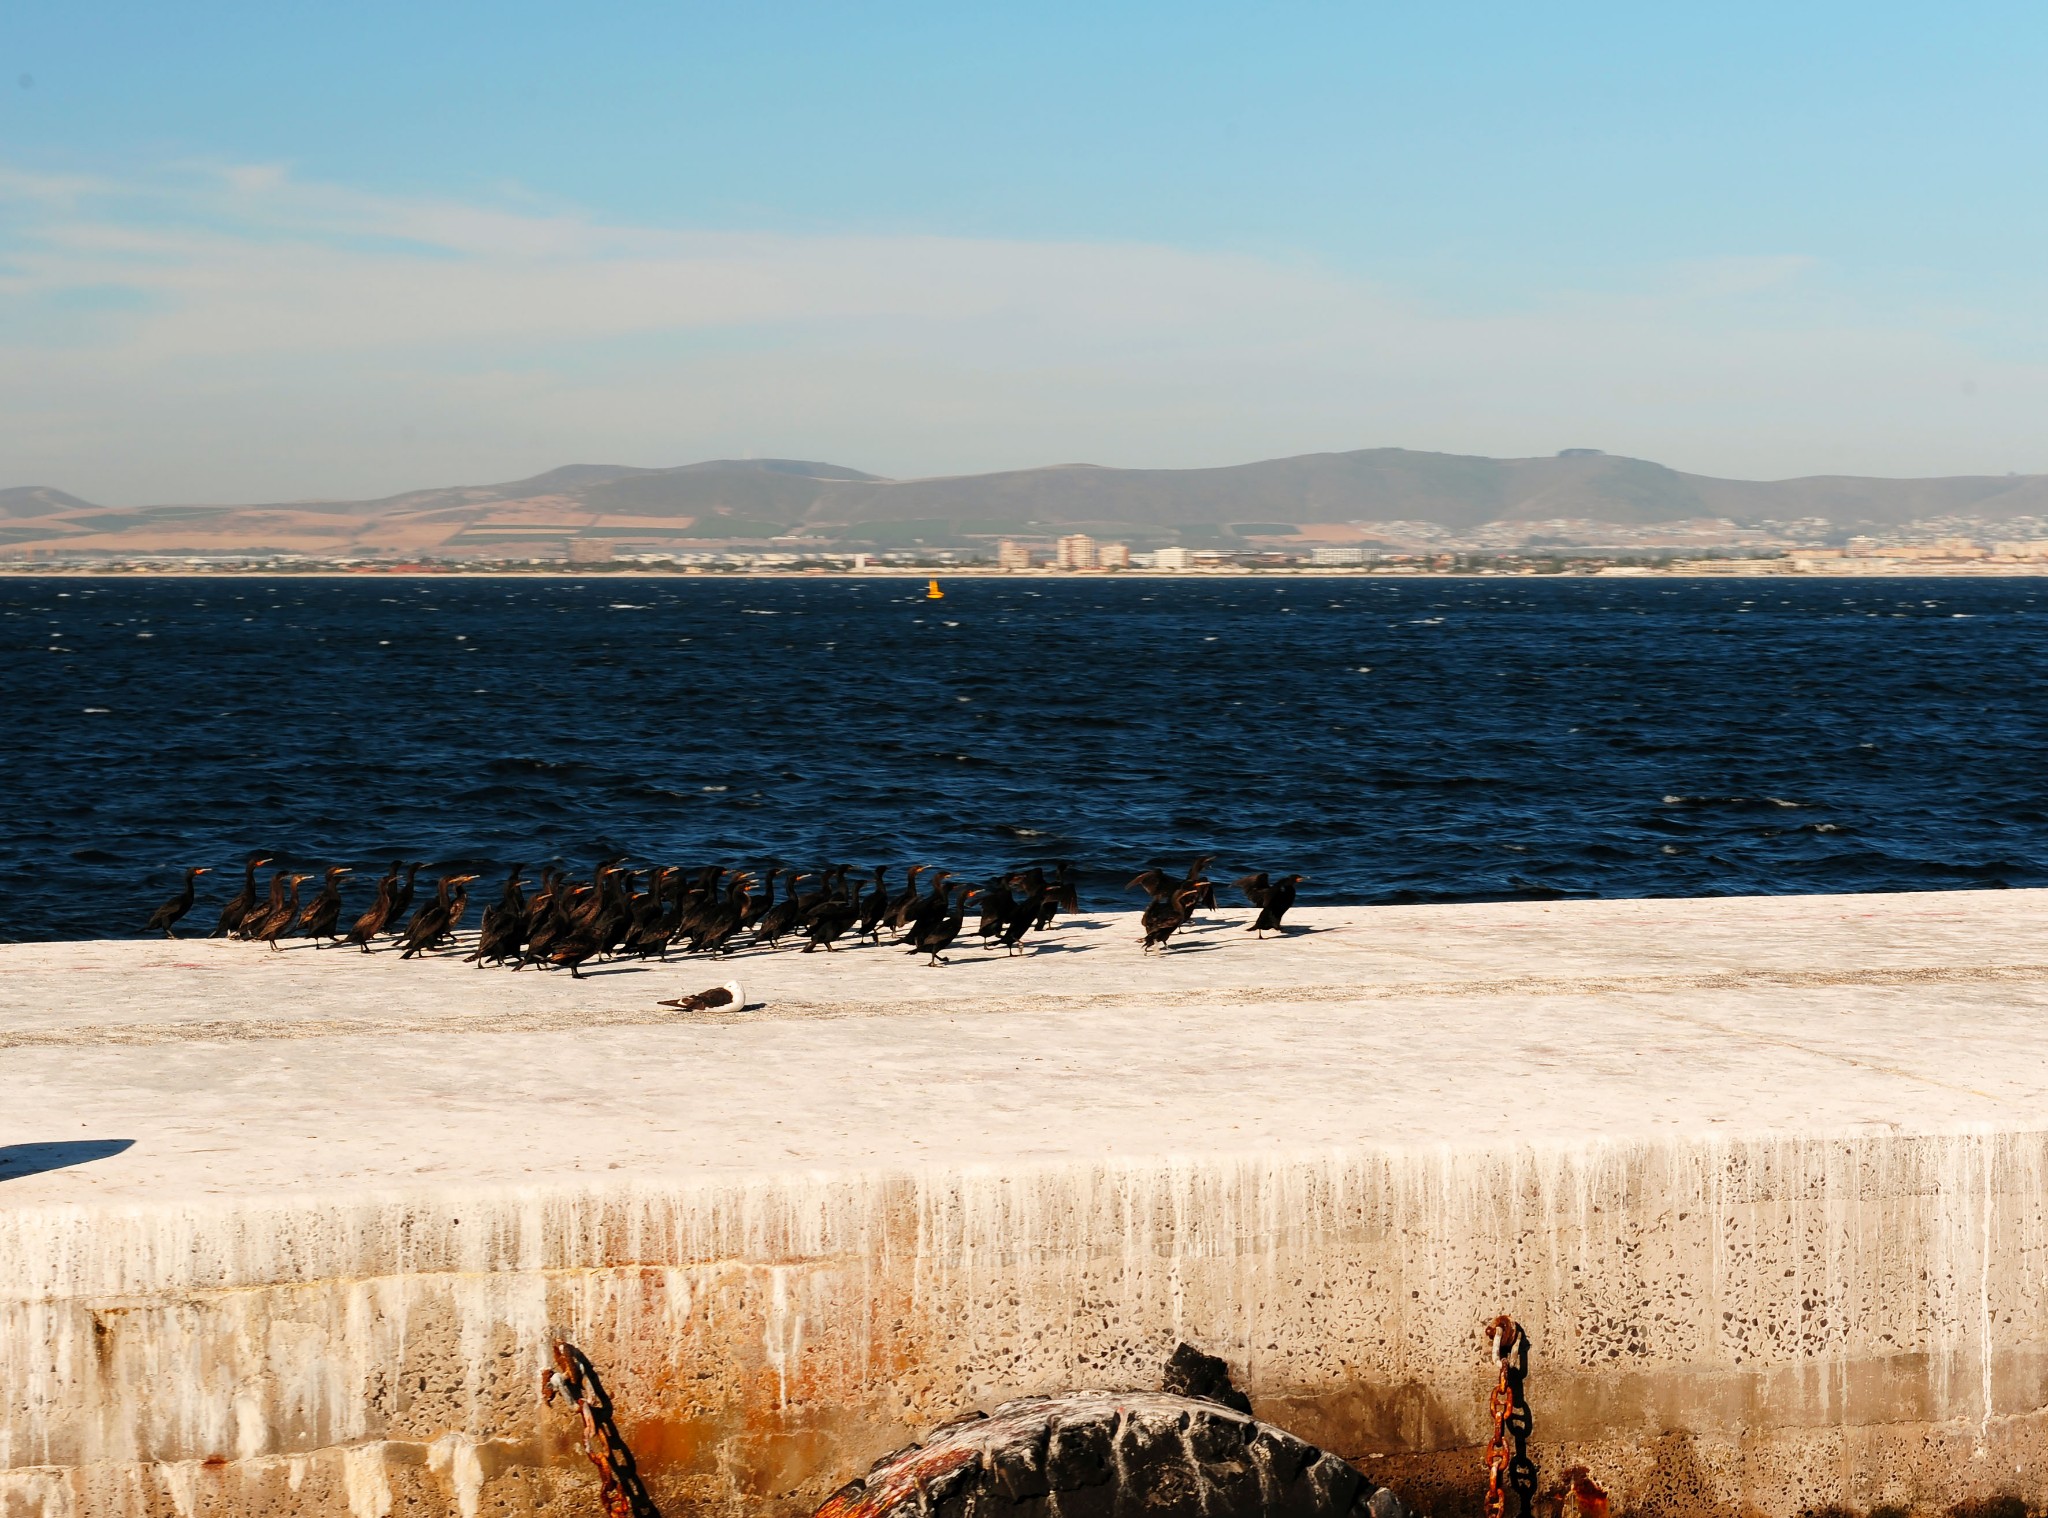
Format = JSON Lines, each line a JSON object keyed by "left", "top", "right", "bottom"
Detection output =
{"left": 813, "top": 1390, "right": 1414, "bottom": 1518}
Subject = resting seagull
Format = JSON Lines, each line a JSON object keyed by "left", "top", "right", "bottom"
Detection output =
{"left": 660, "top": 979, "right": 746, "bottom": 1012}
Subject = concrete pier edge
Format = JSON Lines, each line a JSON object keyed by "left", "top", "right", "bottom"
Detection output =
{"left": 6, "top": 891, "right": 2047, "bottom": 1517}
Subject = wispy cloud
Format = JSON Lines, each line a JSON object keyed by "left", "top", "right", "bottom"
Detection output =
{"left": 5, "top": 165, "right": 1352, "bottom": 354}
{"left": 2, "top": 163, "right": 2042, "bottom": 503}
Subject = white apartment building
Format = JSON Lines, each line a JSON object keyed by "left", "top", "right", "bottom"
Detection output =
{"left": 1054, "top": 534, "right": 1099, "bottom": 569}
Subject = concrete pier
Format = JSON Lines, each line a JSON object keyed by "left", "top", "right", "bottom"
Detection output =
{"left": 5, "top": 890, "right": 2048, "bottom": 1517}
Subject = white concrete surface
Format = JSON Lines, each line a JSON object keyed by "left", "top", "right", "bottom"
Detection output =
{"left": 6, "top": 891, "right": 2048, "bottom": 1517}
{"left": 6, "top": 892, "right": 2046, "bottom": 1206}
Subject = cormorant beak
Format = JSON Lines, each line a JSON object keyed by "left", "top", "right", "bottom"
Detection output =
{"left": 194, "top": 868, "right": 211, "bottom": 875}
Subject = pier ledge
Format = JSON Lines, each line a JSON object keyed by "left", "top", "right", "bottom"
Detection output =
{"left": 6, "top": 890, "right": 2048, "bottom": 1517}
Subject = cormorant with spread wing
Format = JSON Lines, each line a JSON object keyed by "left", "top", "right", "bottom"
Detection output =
{"left": 1238, "top": 871, "right": 1307, "bottom": 938}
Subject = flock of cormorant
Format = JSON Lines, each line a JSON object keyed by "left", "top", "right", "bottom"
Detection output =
{"left": 142, "top": 854, "right": 1307, "bottom": 970}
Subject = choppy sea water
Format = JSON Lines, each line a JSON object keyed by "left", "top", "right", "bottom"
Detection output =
{"left": 2, "top": 574, "right": 2045, "bottom": 941}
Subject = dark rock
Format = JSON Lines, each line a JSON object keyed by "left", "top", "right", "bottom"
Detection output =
{"left": 1185, "top": 1407, "right": 1262, "bottom": 1518}
{"left": 928, "top": 1453, "right": 985, "bottom": 1518}
{"left": 1302, "top": 1452, "right": 1364, "bottom": 1517}
{"left": 1161, "top": 1342, "right": 1254, "bottom": 1416}
{"left": 989, "top": 1425, "right": 1052, "bottom": 1500}
{"left": 1364, "top": 1487, "right": 1414, "bottom": 1518}
{"left": 821, "top": 1390, "right": 1403, "bottom": 1518}
{"left": 1113, "top": 1408, "right": 1200, "bottom": 1517}
{"left": 1249, "top": 1425, "right": 1320, "bottom": 1509}
{"left": 1045, "top": 1409, "right": 1118, "bottom": 1490}
{"left": 1183, "top": 1406, "right": 1253, "bottom": 1465}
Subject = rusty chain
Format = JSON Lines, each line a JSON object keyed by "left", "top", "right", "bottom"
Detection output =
{"left": 541, "top": 1340, "right": 664, "bottom": 1518}
{"left": 1484, "top": 1317, "right": 1610, "bottom": 1518}
{"left": 1483, "top": 1315, "right": 1538, "bottom": 1518}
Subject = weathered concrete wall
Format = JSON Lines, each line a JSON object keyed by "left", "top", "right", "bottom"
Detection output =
{"left": 7, "top": 894, "right": 2048, "bottom": 1516}
{"left": 7, "top": 1134, "right": 2046, "bottom": 1517}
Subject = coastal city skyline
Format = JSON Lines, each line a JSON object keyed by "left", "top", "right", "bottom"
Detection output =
{"left": 8, "top": 442, "right": 2048, "bottom": 573}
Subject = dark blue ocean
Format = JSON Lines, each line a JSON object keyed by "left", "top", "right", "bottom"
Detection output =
{"left": 3, "top": 574, "right": 2046, "bottom": 942}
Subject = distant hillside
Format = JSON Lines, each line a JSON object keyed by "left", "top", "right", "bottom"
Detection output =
{"left": 0, "top": 486, "right": 97, "bottom": 518}
{"left": 6, "top": 450, "right": 2047, "bottom": 556}
{"left": 773, "top": 450, "right": 2048, "bottom": 533}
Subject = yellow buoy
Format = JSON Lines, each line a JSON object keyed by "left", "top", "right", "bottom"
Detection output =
{"left": 926, "top": 578, "right": 945, "bottom": 600}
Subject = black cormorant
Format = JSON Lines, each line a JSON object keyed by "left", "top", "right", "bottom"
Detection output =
{"left": 399, "top": 874, "right": 477, "bottom": 958}
{"left": 753, "top": 871, "right": 805, "bottom": 946}
{"left": 881, "top": 865, "right": 928, "bottom": 932}
{"left": 857, "top": 866, "right": 890, "bottom": 941}
{"left": 343, "top": 863, "right": 402, "bottom": 952}
{"left": 236, "top": 869, "right": 291, "bottom": 942}
{"left": 802, "top": 890, "right": 861, "bottom": 952}
{"left": 906, "top": 885, "right": 973, "bottom": 965}
{"left": 254, "top": 874, "right": 312, "bottom": 951}
{"left": 1141, "top": 885, "right": 1203, "bottom": 952}
{"left": 381, "top": 862, "right": 424, "bottom": 940}
{"left": 211, "top": 855, "right": 269, "bottom": 937}
{"left": 146, "top": 867, "right": 210, "bottom": 938}
{"left": 1247, "top": 874, "right": 1305, "bottom": 937}
{"left": 1035, "top": 861, "right": 1078, "bottom": 930}
{"left": 296, "top": 866, "right": 353, "bottom": 944}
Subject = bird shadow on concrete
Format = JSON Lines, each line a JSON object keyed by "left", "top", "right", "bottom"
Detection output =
{"left": 0, "top": 1140, "right": 134, "bottom": 1183}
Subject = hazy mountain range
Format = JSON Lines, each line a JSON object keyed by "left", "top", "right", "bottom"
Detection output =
{"left": 6, "top": 449, "right": 2048, "bottom": 557}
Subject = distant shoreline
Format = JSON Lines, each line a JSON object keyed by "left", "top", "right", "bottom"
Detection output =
{"left": 7, "top": 565, "right": 2048, "bottom": 581}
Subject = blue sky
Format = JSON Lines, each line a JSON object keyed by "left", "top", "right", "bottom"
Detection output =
{"left": 4, "top": 2, "right": 2046, "bottom": 502}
